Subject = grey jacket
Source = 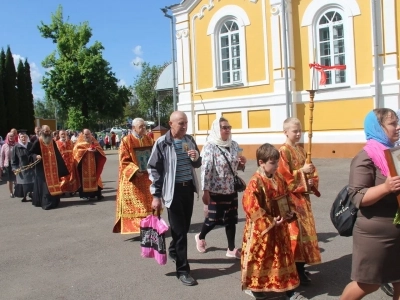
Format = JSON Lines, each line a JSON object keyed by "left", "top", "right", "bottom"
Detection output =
{"left": 147, "top": 131, "right": 202, "bottom": 208}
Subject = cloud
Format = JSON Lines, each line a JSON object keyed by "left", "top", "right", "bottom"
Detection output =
{"left": 29, "top": 62, "right": 42, "bottom": 85}
{"left": 12, "top": 54, "right": 24, "bottom": 66}
{"left": 133, "top": 45, "right": 143, "bottom": 56}
{"left": 12, "top": 54, "right": 43, "bottom": 84}
{"left": 118, "top": 79, "right": 127, "bottom": 87}
{"left": 131, "top": 57, "right": 144, "bottom": 70}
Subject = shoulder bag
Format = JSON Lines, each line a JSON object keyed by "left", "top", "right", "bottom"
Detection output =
{"left": 217, "top": 146, "right": 246, "bottom": 193}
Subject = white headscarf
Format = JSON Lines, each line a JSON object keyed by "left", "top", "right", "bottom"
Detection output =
{"left": 207, "top": 118, "right": 232, "bottom": 147}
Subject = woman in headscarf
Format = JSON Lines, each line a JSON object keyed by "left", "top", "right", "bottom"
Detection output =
{"left": 0, "top": 132, "right": 17, "bottom": 197}
{"left": 11, "top": 131, "right": 34, "bottom": 202}
{"left": 340, "top": 108, "right": 400, "bottom": 299}
{"left": 195, "top": 117, "right": 247, "bottom": 259}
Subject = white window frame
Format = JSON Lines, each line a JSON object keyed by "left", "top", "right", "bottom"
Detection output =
{"left": 301, "top": 0, "right": 360, "bottom": 90}
{"left": 207, "top": 5, "right": 250, "bottom": 89}
{"left": 316, "top": 10, "right": 347, "bottom": 87}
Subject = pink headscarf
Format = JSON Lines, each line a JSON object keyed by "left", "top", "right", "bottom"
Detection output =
{"left": 5, "top": 132, "right": 15, "bottom": 146}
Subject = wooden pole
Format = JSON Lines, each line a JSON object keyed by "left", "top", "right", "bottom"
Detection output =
{"left": 306, "top": 89, "right": 316, "bottom": 164}
{"left": 305, "top": 89, "right": 321, "bottom": 197}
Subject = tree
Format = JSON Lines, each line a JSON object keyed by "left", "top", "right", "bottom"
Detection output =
{"left": 24, "top": 59, "right": 36, "bottom": 132}
{"left": 17, "top": 60, "right": 28, "bottom": 130}
{"left": 0, "top": 49, "right": 6, "bottom": 137}
{"left": 38, "top": 5, "right": 129, "bottom": 129}
{"left": 133, "top": 62, "right": 173, "bottom": 126}
{"left": 4, "top": 46, "right": 18, "bottom": 130}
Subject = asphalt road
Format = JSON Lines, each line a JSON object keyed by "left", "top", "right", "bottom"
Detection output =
{"left": 0, "top": 151, "right": 391, "bottom": 300}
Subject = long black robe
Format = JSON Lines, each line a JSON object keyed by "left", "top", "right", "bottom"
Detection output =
{"left": 29, "top": 139, "right": 69, "bottom": 210}
{"left": 12, "top": 142, "right": 34, "bottom": 198}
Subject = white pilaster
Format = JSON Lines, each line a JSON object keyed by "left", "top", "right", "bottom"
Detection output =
{"left": 382, "top": 0, "right": 398, "bottom": 82}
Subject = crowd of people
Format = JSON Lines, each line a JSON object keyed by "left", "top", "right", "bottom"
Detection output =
{"left": 1, "top": 108, "right": 399, "bottom": 299}
{"left": 0, "top": 126, "right": 106, "bottom": 209}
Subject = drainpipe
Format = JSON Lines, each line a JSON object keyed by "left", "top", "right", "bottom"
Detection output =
{"left": 371, "top": 0, "right": 380, "bottom": 108}
{"left": 282, "top": 0, "right": 291, "bottom": 118}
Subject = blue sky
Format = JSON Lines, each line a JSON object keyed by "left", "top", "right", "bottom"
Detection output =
{"left": 0, "top": 0, "right": 179, "bottom": 99}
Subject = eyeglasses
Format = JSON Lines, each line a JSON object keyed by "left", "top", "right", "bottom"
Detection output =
{"left": 220, "top": 126, "right": 232, "bottom": 130}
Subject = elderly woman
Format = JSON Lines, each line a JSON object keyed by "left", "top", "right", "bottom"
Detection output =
{"left": 0, "top": 132, "right": 17, "bottom": 197}
{"left": 340, "top": 108, "right": 400, "bottom": 299}
{"left": 195, "top": 117, "right": 247, "bottom": 259}
{"left": 12, "top": 131, "right": 34, "bottom": 202}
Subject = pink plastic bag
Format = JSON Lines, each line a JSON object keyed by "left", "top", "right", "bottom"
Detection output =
{"left": 140, "top": 214, "right": 169, "bottom": 265}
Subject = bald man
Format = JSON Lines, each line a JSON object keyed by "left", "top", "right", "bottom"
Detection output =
{"left": 148, "top": 111, "right": 202, "bottom": 286}
{"left": 73, "top": 129, "right": 106, "bottom": 200}
{"left": 29, "top": 125, "right": 69, "bottom": 210}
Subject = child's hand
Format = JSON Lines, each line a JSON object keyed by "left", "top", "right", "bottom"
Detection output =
{"left": 308, "top": 179, "right": 314, "bottom": 186}
{"left": 274, "top": 216, "right": 284, "bottom": 226}
{"left": 302, "top": 163, "right": 314, "bottom": 174}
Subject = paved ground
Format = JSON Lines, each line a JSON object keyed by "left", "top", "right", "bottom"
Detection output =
{"left": 0, "top": 150, "right": 391, "bottom": 300}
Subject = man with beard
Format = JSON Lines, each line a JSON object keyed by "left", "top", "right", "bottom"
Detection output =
{"left": 56, "top": 130, "right": 80, "bottom": 196}
{"left": 113, "top": 118, "right": 154, "bottom": 234}
{"left": 29, "top": 125, "right": 69, "bottom": 210}
{"left": 73, "top": 129, "right": 106, "bottom": 200}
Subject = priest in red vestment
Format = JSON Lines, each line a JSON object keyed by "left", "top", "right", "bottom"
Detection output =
{"left": 73, "top": 129, "right": 106, "bottom": 201}
{"left": 113, "top": 118, "right": 154, "bottom": 234}
{"left": 56, "top": 130, "right": 80, "bottom": 195}
{"left": 29, "top": 125, "right": 69, "bottom": 210}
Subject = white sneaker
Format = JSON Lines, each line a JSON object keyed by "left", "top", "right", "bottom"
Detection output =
{"left": 226, "top": 248, "right": 241, "bottom": 259}
{"left": 194, "top": 233, "right": 206, "bottom": 253}
{"left": 286, "top": 292, "right": 308, "bottom": 300}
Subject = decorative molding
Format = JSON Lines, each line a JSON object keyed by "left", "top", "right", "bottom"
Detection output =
{"left": 206, "top": 5, "right": 250, "bottom": 35}
{"left": 176, "top": 29, "right": 189, "bottom": 39}
{"left": 301, "top": 0, "right": 361, "bottom": 27}
{"left": 270, "top": 4, "right": 281, "bottom": 16}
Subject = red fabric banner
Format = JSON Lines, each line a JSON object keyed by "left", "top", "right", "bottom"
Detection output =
{"left": 309, "top": 63, "right": 346, "bottom": 85}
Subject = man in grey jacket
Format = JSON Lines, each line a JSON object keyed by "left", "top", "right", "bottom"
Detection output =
{"left": 148, "top": 111, "right": 201, "bottom": 286}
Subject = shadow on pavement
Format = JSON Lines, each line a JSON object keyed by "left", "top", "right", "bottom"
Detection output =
{"left": 301, "top": 253, "right": 352, "bottom": 299}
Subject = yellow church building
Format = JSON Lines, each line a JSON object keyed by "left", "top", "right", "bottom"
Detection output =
{"left": 169, "top": 0, "right": 400, "bottom": 158}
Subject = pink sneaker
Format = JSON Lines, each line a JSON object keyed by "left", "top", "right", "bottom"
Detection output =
{"left": 226, "top": 248, "right": 241, "bottom": 259}
{"left": 195, "top": 233, "right": 206, "bottom": 253}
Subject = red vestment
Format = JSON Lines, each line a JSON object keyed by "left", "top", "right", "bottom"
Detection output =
{"left": 241, "top": 168, "right": 299, "bottom": 292}
{"left": 56, "top": 139, "right": 80, "bottom": 193}
{"left": 278, "top": 144, "right": 321, "bottom": 265}
{"left": 73, "top": 135, "right": 106, "bottom": 192}
{"left": 113, "top": 134, "right": 154, "bottom": 234}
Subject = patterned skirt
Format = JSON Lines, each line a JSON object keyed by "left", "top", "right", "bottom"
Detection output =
{"left": 205, "top": 192, "right": 238, "bottom": 226}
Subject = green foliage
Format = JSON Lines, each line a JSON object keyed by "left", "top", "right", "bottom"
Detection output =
{"left": 4, "top": 46, "right": 18, "bottom": 129}
{"left": 17, "top": 60, "right": 28, "bottom": 130}
{"left": 133, "top": 62, "right": 173, "bottom": 127}
{"left": 38, "top": 5, "right": 129, "bottom": 129}
{"left": 24, "top": 59, "right": 36, "bottom": 133}
{"left": 66, "top": 107, "right": 87, "bottom": 130}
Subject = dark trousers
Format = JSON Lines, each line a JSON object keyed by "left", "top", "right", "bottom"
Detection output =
{"left": 167, "top": 183, "right": 194, "bottom": 277}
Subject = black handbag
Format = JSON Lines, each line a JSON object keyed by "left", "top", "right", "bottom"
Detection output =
{"left": 330, "top": 185, "right": 359, "bottom": 237}
{"left": 218, "top": 146, "right": 246, "bottom": 192}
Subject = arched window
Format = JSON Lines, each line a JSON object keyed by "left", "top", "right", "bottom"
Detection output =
{"left": 219, "top": 20, "right": 241, "bottom": 85}
{"left": 317, "top": 11, "right": 346, "bottom": 85}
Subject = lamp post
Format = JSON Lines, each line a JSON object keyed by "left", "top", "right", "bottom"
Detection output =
{"left": 161, "top": 6, "right": 177, "bottom": 111}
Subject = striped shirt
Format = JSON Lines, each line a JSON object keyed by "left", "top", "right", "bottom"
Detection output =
{"left": 173, "top": 140, "right": 192, "bottom": 183}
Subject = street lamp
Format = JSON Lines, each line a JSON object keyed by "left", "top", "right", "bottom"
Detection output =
{"left": 161, "top": 6, "right": 177, "bottom": 111}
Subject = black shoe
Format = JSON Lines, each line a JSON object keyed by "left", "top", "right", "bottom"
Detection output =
{"left": 168, "top": 253, "right": 176, "bottom": 263}
{"left": 97, "top": 195, "right": 104, "bottom": 200}
{"left": 245, "top": 290, "right": 268, "bottom": 299}
{"left": 380, "top": 283, "right": 394, "bottom": 297}
{"left": 21, "top": 198, "right": 28, "bottom": 202}
{"left": 10, "top": 193, "right": 14, "bottom": 198}
{"left": 299, "top": 272, "right": 311, "bottom": 286}
{"left": 178, "top": 274, "right": 196, "bottom": 286}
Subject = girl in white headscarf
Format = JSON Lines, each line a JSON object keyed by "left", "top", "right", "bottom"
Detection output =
{"left": 195, "top": 117, "right": 247, "bottom": 259}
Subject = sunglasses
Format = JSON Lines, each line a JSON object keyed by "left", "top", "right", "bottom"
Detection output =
{"left": 220, "top": 126, "right": 232, "bottom": 130}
